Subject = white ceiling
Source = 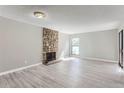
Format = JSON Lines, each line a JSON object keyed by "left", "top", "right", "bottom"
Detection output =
{"left": 0, "top": 5, "right": 123, "bottom": 34}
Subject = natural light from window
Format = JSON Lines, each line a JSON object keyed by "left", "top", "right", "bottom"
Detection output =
{"left": 71, "top": 38, "right": 80, "bottom": 55}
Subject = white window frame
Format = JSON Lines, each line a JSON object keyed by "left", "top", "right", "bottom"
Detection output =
{"left": 71, "top": 38, "right": 80, "bottom": 56}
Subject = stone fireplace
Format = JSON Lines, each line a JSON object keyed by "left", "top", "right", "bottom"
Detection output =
{"left": 42, "top": 28, "right": 58, "bottom": 64}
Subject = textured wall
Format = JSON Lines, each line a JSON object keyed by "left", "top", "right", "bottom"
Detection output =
{"left": 43, "top": 28, "right": 58, "bottom": 53}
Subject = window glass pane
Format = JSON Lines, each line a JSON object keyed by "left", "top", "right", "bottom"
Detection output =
{"left": 72, "top": 46, "right": 79, "bottom": 55}
{"left": 72, "top": 38, "right": 79, "bottom": 45}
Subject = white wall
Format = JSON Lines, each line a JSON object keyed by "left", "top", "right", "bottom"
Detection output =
{"left": 57, "top": 32, "right": 69, "bottom": 59}
{"left": 70, "top": 29, "right": 118, "bottom": 62}
{"left": 0, "top": 16, "right": 42, "bottom": 73}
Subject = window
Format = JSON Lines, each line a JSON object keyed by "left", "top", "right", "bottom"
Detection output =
{"left": 71, "top": 38, "right": 80, "bottom": 55}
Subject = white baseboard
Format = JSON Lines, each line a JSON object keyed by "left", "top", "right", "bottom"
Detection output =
{"left": 0, "top": 62, "right": 42, "bottom": 76}
{"left": 83, "top": 57, "right": 118, "bottom": 63}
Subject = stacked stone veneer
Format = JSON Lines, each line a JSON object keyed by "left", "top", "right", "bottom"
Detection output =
{"left": 43, "top": 28, "right": 58, "bottom": 63}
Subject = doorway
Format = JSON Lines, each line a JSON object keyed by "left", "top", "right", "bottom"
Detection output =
{"left": 119, "top": 30, "right": 123, "bottom": 68}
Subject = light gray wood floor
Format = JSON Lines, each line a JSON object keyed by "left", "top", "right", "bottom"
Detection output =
{"left": 0, "top": 57, "right": 124, "bottom": 88}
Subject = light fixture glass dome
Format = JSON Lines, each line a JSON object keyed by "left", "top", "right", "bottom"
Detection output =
{"left": 34, "top": 11, "right": 45, "bottom": 18}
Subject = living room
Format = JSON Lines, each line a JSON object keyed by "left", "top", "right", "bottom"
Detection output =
{"left": 0, "top": 5, "right": 123, "bottom": 88}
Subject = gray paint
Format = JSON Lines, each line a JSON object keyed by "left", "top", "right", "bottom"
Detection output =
{"left": 57, "top": 32, "right": 69, "bottom": 59}
{"left": 70, "top": 29, "right": 118, "bottom": 62}
{"left": 0, "top": 16, "right": 42, "bottom": 73}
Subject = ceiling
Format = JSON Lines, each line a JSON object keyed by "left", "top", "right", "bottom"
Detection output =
{"left": 0, "top": 5, "right": 123, "bottom": 34}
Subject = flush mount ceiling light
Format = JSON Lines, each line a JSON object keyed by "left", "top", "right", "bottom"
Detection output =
{"left": 34, "top": 11, "right": 45, "bottom": 19}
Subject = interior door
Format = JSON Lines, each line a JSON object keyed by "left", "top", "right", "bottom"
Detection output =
{"left": 119, "top": 30, "right": 123, "bottom": 68}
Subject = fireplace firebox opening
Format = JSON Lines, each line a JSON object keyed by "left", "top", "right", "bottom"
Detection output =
{"left": 46, "top": 52, "right": 56, "bottom": 62}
